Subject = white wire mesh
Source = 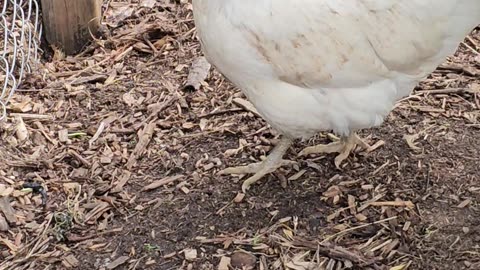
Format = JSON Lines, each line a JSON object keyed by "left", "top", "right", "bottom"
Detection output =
{"left": 0, "top": 0, "right": 42, "bottom": 121}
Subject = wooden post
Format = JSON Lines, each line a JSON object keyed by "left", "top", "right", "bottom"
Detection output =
{"left": 40, "top": 0, "right": 102, "bottom": 55}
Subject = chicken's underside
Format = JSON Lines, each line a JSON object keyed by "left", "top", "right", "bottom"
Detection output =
{"left": 193, "top": 0, "right": 480, "bottom": 191}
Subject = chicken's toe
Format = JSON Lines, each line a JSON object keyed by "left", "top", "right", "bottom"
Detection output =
{"left": 351, "top": 133, "right": 371, "bottom": 149}
{"left": 298, "top": 141, "right": 344, "bottom": 156}
{"left": 299, "top": 133, "right": 371, "bottom": 168}
{"left": 218, "top": 162, "right": 263, "bottom": 175}
{"left": 239, "top": 159, "right": 295, "bottom": 192}
{"left": 218, "top": 137, "right": 294, "bottom": 192}
{"left": 218, "top": 159, "right": 295, "bottom": 192}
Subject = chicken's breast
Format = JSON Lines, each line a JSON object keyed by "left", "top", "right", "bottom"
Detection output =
{"left": 193, "top": 0, "right": 480, "bottom": 138}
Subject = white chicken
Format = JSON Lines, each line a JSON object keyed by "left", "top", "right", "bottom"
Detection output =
{"left": 192, "top": 0, "right": 480, "bottom": 192}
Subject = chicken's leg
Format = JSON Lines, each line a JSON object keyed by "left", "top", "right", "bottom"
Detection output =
{"left": 299, "top": 133, "right": 370, "bottom": 168}
{"left": 218, "top": 137, "right": 294, "bottom": 192}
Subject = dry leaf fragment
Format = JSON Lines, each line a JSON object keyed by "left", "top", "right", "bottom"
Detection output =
{"left": 8, "top": 99, "right": 33, "bottom": 113}
{"left": 153, "top": 36, "right": 169, "bottom": 49}
{"left": 106, "top": 256, "right": 130, "bottom": 269}
{"left": 218, "top": 256, "right": 231, "bottom": 270}
{"left": 111, "top": 170, "right": 132, "bottom": 193}
{"left": 389, "top": 264, "right": 407, "bottom": 270}
{"left": 15, "top": 116, "right": 28, "bottom": 142}
{"left": 126, "top": 121, "right": 156, "bottom": 169}
{"left": 140, "top": 0, "right": 156, "bottom": 8}
{"left": 0, "top": 185, "right": 14, "bottom": 197}
{"left": 63, "top": 182, "right": 81, "bottom": 195}
{"left": 184, "top": 248, "right": 197, "bottom": 261}
{"left": 0, "top": 215, "right": 9, "bottom": 231}
{"left": 84, "top": 202, "right": 110, "bottom": 223}
{"left": 123, "top": 92, "right": 137, "bottom": 106}
{"left": 323, "top": 185, "right": 342, "bottom": 198}
{"left": 355, "top": 213, "right": 368, "bottom": 222}
{"left": 0, "top": 237, "right": 17, "bottom": 252}
{"left": 224, "top": 139, "right": 248, "bottom": 157}
{"left": 403, "top": 134, "right": 421, "bottom": 151}
{"left": 62, "top": 254, "right": 80, "bottom": 268}
{"left": 232, "top": 98, "right": 262, "bottom": 117}
{"left": 457, "top": 199, "right": 472, "bottom": 208}
{"left": 0, "top": 197, "right": 16, "bottom": 224}
{"left": 106, "top": 4, "right": 135, "bottom": 27}
{"left": 285, "top": 251, "right": 317, "bottom": 270}
{"left": 181, "top": 186, "right": 191, "bottom": 194}
{"left": 58, "top": 129, "right": 69, "bottom": 143}
{"left": 184, "top": 56, "right": 211, "bottom": 91}
{"left": 104, "top": 70, "right": 117, "bottom": 86}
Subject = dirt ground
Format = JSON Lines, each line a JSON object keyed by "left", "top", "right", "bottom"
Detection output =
{"left": 0, "top": 2, "right": 479, "bottom": 270}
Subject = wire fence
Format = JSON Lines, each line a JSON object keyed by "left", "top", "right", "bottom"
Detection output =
{"left": 0, "top": 0, "right": 42, "bottom": 121}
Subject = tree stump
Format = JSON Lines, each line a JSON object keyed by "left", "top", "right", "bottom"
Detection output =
{"left": 40, "top": 0, "right": 102, "bottom": 55}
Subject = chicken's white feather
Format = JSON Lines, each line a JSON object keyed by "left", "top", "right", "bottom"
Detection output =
{"left": 193, "top": 0, "right": 480, "bottom": 138}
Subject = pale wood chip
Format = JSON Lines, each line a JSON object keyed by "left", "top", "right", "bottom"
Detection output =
{"left": 184, "top": 56, "right": 211, "bottom": 91}
{"left": 232, "top": 98, "right": 262, "bottom": 118}
{"left": 142, "top": 175, "right": 184, "bottom": 191}
{"left": 0, "top": 197, "right": 16, "bottom": 224}
{"left": 106, "top": 256, "right": 130, "bottom": 269}
{"left": 126, "top": 121, "right": 156, "bottom": 169}
{"left": 111, "top": 170, "right": 132, "bottom": 193}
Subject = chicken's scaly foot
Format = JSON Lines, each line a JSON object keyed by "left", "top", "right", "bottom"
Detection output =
{"left": 218, "top": 137, "right": 294, "bottom": 192}
{"left": 298, "top": 133, "right": 370, "bottom": 168}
